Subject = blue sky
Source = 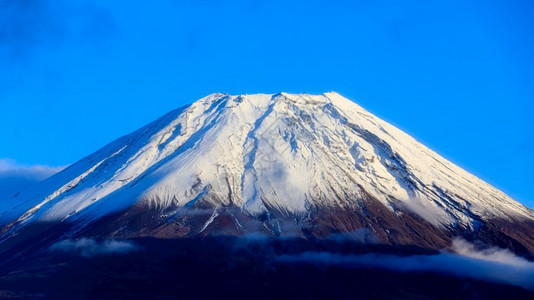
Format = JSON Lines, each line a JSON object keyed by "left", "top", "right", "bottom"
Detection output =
{"left": 0, "top": 0, "right": 533, "bottom": 207}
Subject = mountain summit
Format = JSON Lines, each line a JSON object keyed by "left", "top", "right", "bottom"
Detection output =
{"left": 1, "top": 92, "right": 533, "bottom": 256}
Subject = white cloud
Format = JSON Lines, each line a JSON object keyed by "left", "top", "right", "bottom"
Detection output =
{"left": 401, "top": 196, "right": 447, "bottom": 226}
{"left": 275, "top": 239, "right": 534, "bottom": 290}
{"left": 0, "top": 158, "right": 65, "bottom": 178}
{"left": 451, "top": 238, "right": 532, "bottom": 268}
{"left": 0, "top": 158, "right": 66, "bottom": 198}
{"left": 49, "top": 238, "right": 138, "bottom": 257}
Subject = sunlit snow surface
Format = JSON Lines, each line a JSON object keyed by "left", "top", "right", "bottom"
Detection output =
{"left": 1, "top": 92, "right": 532, "bottom": 234}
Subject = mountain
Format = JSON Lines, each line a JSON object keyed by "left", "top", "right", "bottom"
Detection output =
{"left": 1, "top": 92, "right": 533, "bottom": 258}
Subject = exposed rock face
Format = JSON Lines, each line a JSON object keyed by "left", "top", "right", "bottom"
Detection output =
{"left": 1, "top": 92, "right": 533, "bottom": 258}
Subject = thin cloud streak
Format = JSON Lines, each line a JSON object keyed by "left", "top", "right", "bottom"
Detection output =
{"left": 0, "top": 158, "right": 66, "bottom": 199}
{"left": 276, "top": 239, "right": 534, "bottom": 290}
{"left": 49, "top": 238, "right": 138, "bottom": 257}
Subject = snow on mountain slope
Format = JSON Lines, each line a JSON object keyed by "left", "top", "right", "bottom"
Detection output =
{"left": 1, "top": 92, "right": 532, "bottom": 243}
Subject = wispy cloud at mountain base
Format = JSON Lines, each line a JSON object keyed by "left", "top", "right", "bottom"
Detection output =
{"left": 276, "top": 239, "right": 534, "bottom": 290}
{"left": 0, "top": 158, "right": 65, "bottom": 199}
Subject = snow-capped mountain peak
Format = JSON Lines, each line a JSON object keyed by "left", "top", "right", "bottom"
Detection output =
{"left": 1, "top": 93, "right": 533, "bottom": 252}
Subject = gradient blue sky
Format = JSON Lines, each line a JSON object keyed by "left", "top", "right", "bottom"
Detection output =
{"left": 0, "top": 0, "right": 533, "bottom": 207}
